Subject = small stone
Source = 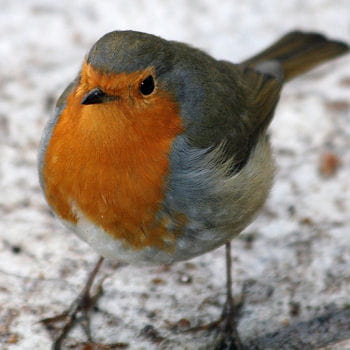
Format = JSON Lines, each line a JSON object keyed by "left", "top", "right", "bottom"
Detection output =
{"left": 140, "top": 325, "right": 164, "bottom": 343}
{"left": 339, "top": 76, "right": 350, "bottom": 87}
{"left": 11, "top": 245, "right": 22, "bottom": 254}
{"left": 300, "top": 217, "right": 313, "bottom": 226}
{"left": 151, "top": 277, "right": 165, "bottom": 285}
{"left": 289, "top": 301, "right": 301, "bottom": 317}
{"left": 177, "top": 273, "right": 192, "bottom": 284}
{"left": 7, "top": 333, "right": 19, "bottom": 344}
{"left": 240, "top": 232, "right": 257, "bottom": 249}
{"left": 164, "top": 318, "right": 191, "bottom": 331}
{"left": 319, "top": 151, "right": 341, "bottom": 177}
{"left": 281, "top": 319, "right": 290, "bottom": 327}
{"left": 324, "top": 99, "right": 349, "bottom": 112}
{"left": 176, "top": 318, "right": 191, "bottom": 329}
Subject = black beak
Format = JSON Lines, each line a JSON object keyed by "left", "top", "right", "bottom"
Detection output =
{"left": 81, "top": 88, "right": 119, "bottom": 105}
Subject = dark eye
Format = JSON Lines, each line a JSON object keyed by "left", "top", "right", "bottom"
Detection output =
{"left": 139, "top": 75, "right": 155, "bottom": 95}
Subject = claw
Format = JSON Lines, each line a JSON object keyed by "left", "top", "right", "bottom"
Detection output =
{"left": 40, "top": 257, "right": 105, "bottom": 349}
{"left": 183, "top": 242, "right": 245, "bottom": 349}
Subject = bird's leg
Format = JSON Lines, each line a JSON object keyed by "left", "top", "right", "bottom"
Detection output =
{"left": 185, "top": 242, "right": 244, "bottom": 349}
{"left": 41, "top": 257, "right": 105, "bottom": 349}
{"left": 213, "top": 241, "right": 244, "bottom": 350}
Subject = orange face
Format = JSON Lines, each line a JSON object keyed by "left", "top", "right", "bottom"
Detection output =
{"left": 43, "top": 62, "right": 183, "bottom": 250}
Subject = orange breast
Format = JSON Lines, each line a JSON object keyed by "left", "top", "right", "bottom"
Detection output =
{"left": 43, "top": 67, "right": 183, "bottom": 250}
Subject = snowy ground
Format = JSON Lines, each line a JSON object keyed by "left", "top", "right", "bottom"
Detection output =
{"left": 0, "top": 1, "right": 349, "bottom": 349}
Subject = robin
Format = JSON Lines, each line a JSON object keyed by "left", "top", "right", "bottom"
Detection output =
{"left": 39, "top": 30, "right": 349, "bottom": 349}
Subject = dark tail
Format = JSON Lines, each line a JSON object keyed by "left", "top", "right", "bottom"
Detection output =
{"left": 243, "top": 31, "right": 349, "bottom": 82}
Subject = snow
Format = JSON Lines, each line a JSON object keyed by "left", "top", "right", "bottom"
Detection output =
{"left": 0, "top": 1, "right": 349, "bottom": 349}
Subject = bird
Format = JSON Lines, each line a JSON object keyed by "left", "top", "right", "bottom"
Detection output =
{"left": 38, "top": 30, "right": 349, "bottom": 349}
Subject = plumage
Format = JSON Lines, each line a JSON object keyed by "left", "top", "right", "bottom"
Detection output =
{"left": 39, "top": 30, "right": 348, "bottom": 263}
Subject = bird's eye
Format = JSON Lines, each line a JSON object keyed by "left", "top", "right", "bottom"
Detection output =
{"left": 139, "top": 75, "right": 155, "bottom": 95}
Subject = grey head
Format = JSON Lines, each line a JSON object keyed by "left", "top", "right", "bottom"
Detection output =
{"left": 86, "top": 30, "right": 267, "bottom": 167}
{"left": 87, "top": 30, "right": 175, "bottom": 76}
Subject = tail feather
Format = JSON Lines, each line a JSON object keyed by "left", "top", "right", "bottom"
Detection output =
{"left": 243, "top": 31, "right": 349, "bottom": 81}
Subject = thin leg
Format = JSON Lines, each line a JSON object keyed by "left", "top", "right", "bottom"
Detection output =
{"left": 185, "top": 242, "right": 244, "bottom": 349}
{"left": 225, "top": 241, "right": 233, "bottom": 312}
{"left": 214, "top": 242, "right": 243, "bottom": 349}
{"left": 41, "top": 257, "right": 105, "bottom": 350}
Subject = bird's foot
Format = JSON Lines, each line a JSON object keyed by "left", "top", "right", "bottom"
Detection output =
{"left": 212, "top": 299, "right": 244, "bottom": 350}
{"left": 40, "top": 258, "right": 105, "bottom": 350}
{"left": 185, "top": 297, "right": 244, "bottom": 350}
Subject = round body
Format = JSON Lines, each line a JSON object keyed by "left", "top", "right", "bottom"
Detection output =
{"left": 39, "top": 31, "right": 277, "bottom": 265}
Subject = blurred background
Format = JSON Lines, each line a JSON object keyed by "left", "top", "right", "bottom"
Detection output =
{"left": 0, "top": 1, "right": 349, "bottom": 349}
